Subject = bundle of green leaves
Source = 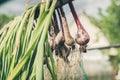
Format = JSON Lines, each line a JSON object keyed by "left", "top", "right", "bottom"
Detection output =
{"left": 0, "top": 0, "right": 57, "bottom": 80}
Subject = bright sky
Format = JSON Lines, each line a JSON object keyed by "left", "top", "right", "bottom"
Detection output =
{"left": 0, "top": 0, "right": 110, "bottom": 17}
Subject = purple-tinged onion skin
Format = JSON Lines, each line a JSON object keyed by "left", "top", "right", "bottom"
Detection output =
{"left": 75, "top": 29, "right": 90, "bottom": 45}
{"left": 69, "top": 2, "right": 90, "bottom": 45}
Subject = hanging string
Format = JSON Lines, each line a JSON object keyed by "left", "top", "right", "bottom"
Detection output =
{"left": 78, "top": 60, "right": 89, "bottom": 80}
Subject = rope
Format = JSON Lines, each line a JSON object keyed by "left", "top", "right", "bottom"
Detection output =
{"left": 78, "top": 61, "right": 89, "bottom": 80}
{"left": 88, "top": 43, "right": 120, "bottom": 50}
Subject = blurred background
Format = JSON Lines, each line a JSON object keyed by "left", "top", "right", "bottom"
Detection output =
{"left": 0, "top": 0, "right": 120, "bottom": 80}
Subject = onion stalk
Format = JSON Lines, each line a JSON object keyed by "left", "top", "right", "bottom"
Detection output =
{"left": 69, "top": 2, "right": 90, "bottom": 45}
{"left": 60, "top": 7, "right": 75, "bottom": 46}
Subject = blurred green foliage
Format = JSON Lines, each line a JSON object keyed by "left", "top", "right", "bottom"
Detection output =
{"left": 0, "top": 13, "right": 14, "bottom": 29}
{"left": 87, "top": 0, "right": 120, "bottom": 72}
{"left": 0, "top": 0, "right": 9, "bottom": 4}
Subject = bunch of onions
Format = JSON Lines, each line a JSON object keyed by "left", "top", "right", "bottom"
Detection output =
{"left": 0, "top": 0, "right": 90, "bottom": 80}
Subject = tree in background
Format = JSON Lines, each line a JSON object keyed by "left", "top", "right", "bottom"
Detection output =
{"left": 87, "top": 0, "right": 120, "bottom": 73}
{"left": 0, "top": 0, "right": 14, "bottom": 28}
{"left": 0, "top": 0, "right": 9, "bottom": 4}
{"left": 0, "top": 14, "right": 13, "bottom": 29}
